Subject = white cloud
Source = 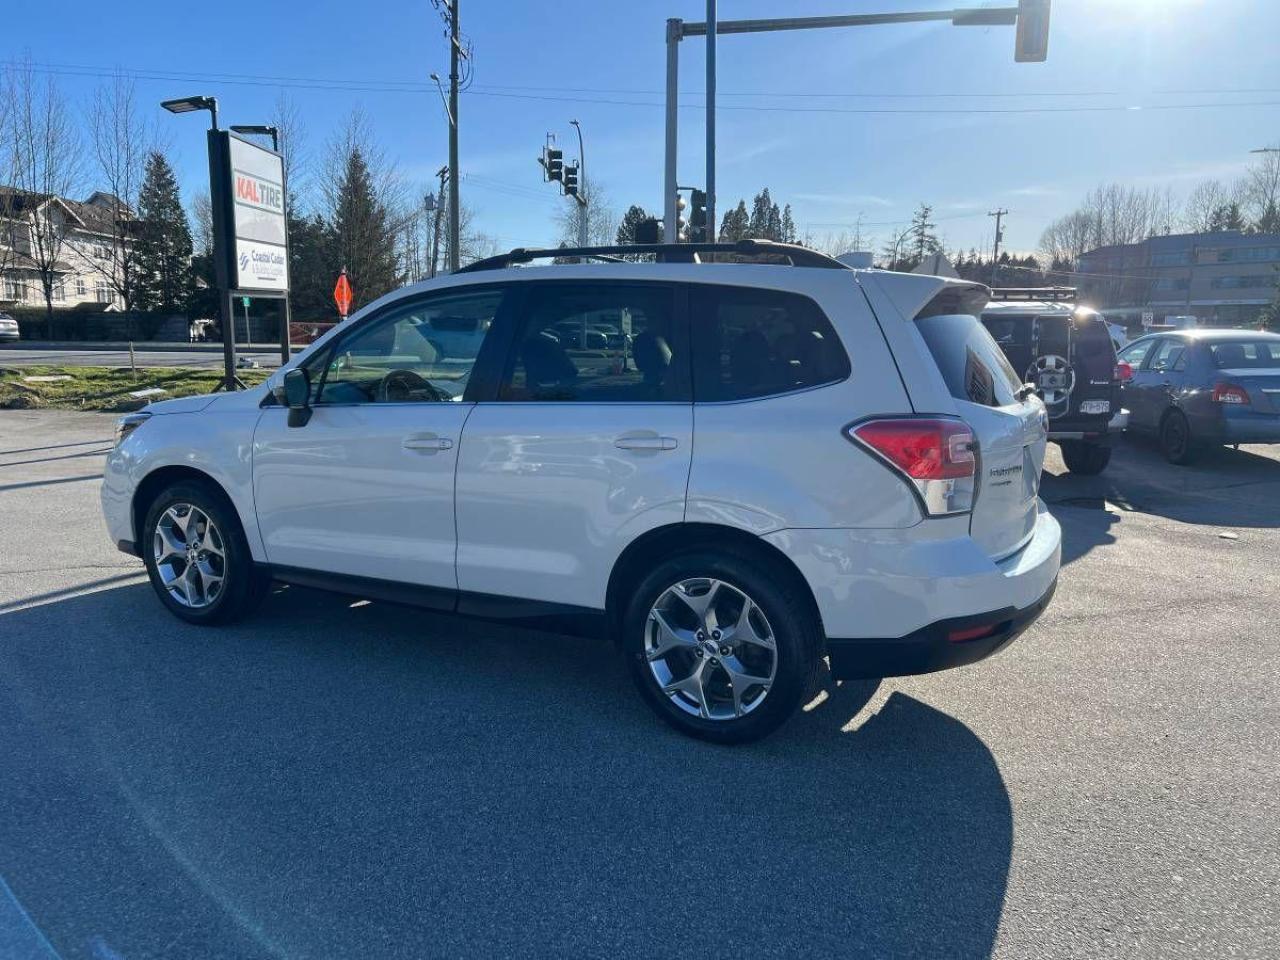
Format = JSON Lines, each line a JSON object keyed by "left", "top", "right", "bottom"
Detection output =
{"left": 792, "top": 192, "right": 894, "bottom": 207}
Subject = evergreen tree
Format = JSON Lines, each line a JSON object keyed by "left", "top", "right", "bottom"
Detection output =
{"left": 615, "top": 204, "right": 652, "bottom": 245}
{"left": 288, "top": 213, "right": 338, "bottom": 319}
{"left": 908, "top": 203, "right": 940, "bottom": 267}
{"left": 1208, "top": 202, "right": 1247, "bottom": 233}
{"left": 332, "top": 147, "right": 401, "bottom": 310}
{"left": 1253, "top": 200, "right": 1280, "bottom": 235}
{"left": 748, "top": 188, "right": 780, "bottom": 240}
{"left": 134, "top": 151, "right": 194, "bottom": 313}
{"left": 780, "top": 204, "right": 797, "bottom": 244}
{"left": 719, "top": 200, "right": 750, "bottom": 241}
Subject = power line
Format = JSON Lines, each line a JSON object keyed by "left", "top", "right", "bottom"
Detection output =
{"left": 6, "top": 61, "right": 1280, "bottom": 116}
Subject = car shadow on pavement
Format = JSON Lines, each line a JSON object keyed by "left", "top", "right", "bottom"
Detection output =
{"left": 0, "top": 581, "right": 1014, "bottom": 960}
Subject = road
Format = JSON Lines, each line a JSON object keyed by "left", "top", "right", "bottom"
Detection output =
{"left": 0, "top": 344, "right": 286, "bottom": 369}
{"left": 1, "top": 411, "right": 1277, "bottom": 959}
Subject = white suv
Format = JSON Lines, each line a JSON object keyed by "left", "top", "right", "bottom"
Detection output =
{"left": 102, "top": 242, "right": 1060, "bottom": 743}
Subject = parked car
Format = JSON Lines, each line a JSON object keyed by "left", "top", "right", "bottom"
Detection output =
{"left": 1117, "top": 329, "right": 1280, "bottom": 463}
{"left": 0, "top": 312, "right": 19, "bottom": 342}
{"left": 981, "top": 289, "right": 1122, "bottom": 475}
{"left": 101, "top": 241, "right": 1061, "bottom": 743}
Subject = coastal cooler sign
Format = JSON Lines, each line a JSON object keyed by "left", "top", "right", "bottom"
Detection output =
{"left": 226, "top": 134, "right": 289, "bottom": 293}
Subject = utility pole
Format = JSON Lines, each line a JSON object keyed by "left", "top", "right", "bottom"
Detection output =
{"left": 989, "top": 208, "right": 1008, "bottom": 286}
{"left": 430, "top": 165, "right": 448, "bottom": 278}
{"left": 570, "top": 119, "right": 588, "bottom": 247}
{"left": 447, "top": 0, "right": 461, "bottom": 272}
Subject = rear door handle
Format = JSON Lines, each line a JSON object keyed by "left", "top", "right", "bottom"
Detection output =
{"left": 402, "top": 434, "right": 453, "bottom": 453}
{"left": 614, "top": 435, "right": 678, "bottom": 451}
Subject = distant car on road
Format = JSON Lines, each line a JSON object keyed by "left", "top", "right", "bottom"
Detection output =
{"left": 1117, "top": 329, "right": 1280, "bottom": 463}
{"left": 981, "top": 289, "right": 1121, "bottom": 475}
{"left": 0, "top": 312, "right": 19, "bottom": 342}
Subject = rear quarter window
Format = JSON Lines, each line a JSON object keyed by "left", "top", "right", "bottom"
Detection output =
{"left": 916, "top": 313, "right": 1023, "bottom": 407}
{"left": 689, "top": 286, "right": 850, "bottom": 402}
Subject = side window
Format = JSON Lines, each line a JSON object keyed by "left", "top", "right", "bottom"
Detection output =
{"left": 315, "top": 290, "right": 503, "bottom": 404}
{"left": 690, "top": 286, "right": 851, "bottom": 402}
{"left": 499, "top": 284, "right": 688, "bottom": 402}
{"left": 1149, "top": 338, "right": 1185, "bottom": 374}
{"left": 1118, "top": 339, "right": 1155, "bottom": 369}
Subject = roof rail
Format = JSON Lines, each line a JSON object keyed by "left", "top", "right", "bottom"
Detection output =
{"left": 989, "top": 286, "right": 1077, "bottom": 302}
{"left": 455, "top": 239, "right": 850, "bottom": 274}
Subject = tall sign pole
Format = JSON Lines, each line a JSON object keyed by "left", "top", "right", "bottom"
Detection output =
{"left": 663, "top": 18, "right": 681, "bottom": 243}
{"left": 206, "top": 127, "right": 240, "bottom": 390}
{"left": 448, "top": 0, "right": 461, "bottom": 272}
{"left": 705, "top": 0, "right": 717, "bottom": 245}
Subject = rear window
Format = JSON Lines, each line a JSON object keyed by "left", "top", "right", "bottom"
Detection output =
{"left": 916, "top": 314, "right": 1024, "bottom": 407}
{"left": 690, "top": 286, "right": 850, "bottom": 402}
{"left": 1208, "top": 340, "right": 1280, "bottom": 369}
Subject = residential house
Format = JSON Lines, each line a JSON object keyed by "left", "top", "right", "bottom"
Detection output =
{"left": 0, "top": 187, "right": 133, "bottom": 311}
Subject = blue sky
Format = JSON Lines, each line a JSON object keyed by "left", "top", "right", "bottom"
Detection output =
{"left": 6, "top": 0, "right": 1279, "bottom": 256}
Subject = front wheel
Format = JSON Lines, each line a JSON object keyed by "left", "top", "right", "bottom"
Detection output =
{"left": 623, "top": 550, "right": 822, "bottom": 744}
{"left": 1159, "top": 409, "right": 1198, "bottom": 465}
{"left": 1059, "top": 440, "right": 1112, "bottom": 475}
{"left": 141, "top": 480, "right": 270, "bottom": 625}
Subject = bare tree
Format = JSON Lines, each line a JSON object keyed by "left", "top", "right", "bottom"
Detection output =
{"left": 1182, "top": 179, "right": 1230, "bottom": 233}
{"left": 555, "top": 174, "right": 615, "bottom": 248}
{"left": 1243, "top": 146, "right": 1280, "bottom": 232}
{"left": 191, "top": 191, "right": 214, "bottom": 258}
{"left": 5, "top": 57, "right": 83, "bottom": 329}
{"left": 269, "top": 92, "right": 308, "bottom": 215}
{"left": 86, "top": 73, "right": 152, "bottom": 311}
{"left": 0, "top": 65, "right": 18, "bottom": 283}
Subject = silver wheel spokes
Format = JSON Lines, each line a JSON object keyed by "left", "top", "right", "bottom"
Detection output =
{"left": 154, "top": 503, "right": 226, "bottom": 609}
{"left": 646, "top": 578, "right": 777, "bottom": 721}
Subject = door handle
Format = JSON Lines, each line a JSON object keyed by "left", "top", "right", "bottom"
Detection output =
{"left": 402, "top": 434, "right": 453, "bottom": 452}
{"left": 614, "top": 435, "right": 678, "bottom": 452}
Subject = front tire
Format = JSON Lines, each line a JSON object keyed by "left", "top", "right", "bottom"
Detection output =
{"left": 1059, "top": 440, "right": 1112, "bottom": 475}
{"left": 141, "top": 480, "right": 269, "bottom": 625}
{"left": 1159, "top": 409, "right": 1198, "bottom": 465}
{"left": 622, "top": 549, "right": 822, "bottom": 744}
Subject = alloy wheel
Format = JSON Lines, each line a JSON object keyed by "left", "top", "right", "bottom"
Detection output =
{"left": 645, "top": 578, "right": 778, "bottom": 721}
{"left": 153, "top": 503, "right": 226, "bottom": 609}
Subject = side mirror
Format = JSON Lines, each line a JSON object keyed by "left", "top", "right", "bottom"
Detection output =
{"left": 283, "top": 368, "right": 313, "bottom": 428}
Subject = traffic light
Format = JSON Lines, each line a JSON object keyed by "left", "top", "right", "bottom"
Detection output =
{"left": 674, "top": 192, "right": 687, "bottom": 240}
{"left": 1015, "top": 0, "right": 1050, "bottom": 62}
{"left": 563, "top": 162, "right": 579, "bottom": 197}
{"left": 544, "top": 147, "right": 564, "bottom": 182}
{"left": 689, "top": 188, "right": 708, "bottom": 242}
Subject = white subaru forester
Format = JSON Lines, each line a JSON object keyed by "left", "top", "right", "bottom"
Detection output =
{"left": 102, "top": 241, "right": 1060, "bottom": 743}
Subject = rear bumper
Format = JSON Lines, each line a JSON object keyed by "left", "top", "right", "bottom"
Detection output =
{"left": 827, "top": 579, "right": 1056, "bottom": 679}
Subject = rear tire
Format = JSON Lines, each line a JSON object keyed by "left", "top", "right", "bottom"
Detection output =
{"left": 1059, "top": 440, "right": 1111, "bottom": 475}
{"left": 1159, "top": 409, "right": 1198, "bottom": 465}
{"left": 622, "top": 548, "right": 822, "bottom": 744}
{"left": 141, "top": 480, "right": 270, "bottom": 625}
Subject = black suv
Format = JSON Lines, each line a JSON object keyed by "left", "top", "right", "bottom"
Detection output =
{"left": 981, "top": 288, "right": 1121, "bottom": 475}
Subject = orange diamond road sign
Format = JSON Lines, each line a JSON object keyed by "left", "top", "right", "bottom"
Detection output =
{"left": 333, "top": 269, "right": 353, "bottom": 317}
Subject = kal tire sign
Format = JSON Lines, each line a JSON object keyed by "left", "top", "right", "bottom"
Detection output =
{"left": 226, "top": 134, "right": 289, "bottom": 293}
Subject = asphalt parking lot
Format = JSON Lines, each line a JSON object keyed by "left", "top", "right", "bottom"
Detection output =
{"left": 1, "top": 410, "right": 1277, "bottom": 959}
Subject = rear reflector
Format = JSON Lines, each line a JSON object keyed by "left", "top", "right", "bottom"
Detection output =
{"left": 1211, "top": 382, "right": 1250, "bottom": 405}
{"left": 948, "top": 623, "right": 999, "bottom": 643}
{"left": 848, "top": 417, "right": 977, "bottom": 516}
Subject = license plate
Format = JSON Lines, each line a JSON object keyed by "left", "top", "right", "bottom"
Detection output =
{"left": 1080, "top": 400, "right": 1110, "bottom": 414}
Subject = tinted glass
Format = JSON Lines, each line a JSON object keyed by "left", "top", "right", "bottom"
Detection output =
{"left": 690, "top": 287, "right": 850, "bottom": 402}
{"left": 917, "top": 313, "right": 1024, "bottom": 407}
{"left": 1208, "top": 339, "right": 1280, "bottom": 369}
{"left": 315, "top": 290, "right": 503, "bottom": 404}
{"left": 500, "top": 284, "right": 687, "bottom": 402}
{"left": 980, "top": 314, "right": 1033, "bottom": 348}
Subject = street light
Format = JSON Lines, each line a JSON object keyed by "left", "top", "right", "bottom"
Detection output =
{"left": 569, "top": 119, "right": 588, "bottom": 247}
{"left": 161, "top": 95, "right": 219, "bottom": 129}
{"left": 230, "top": 124, "right": 280, "bottom": 152}
{"left": 160, "top": 93, "right": 242, "bottom": 389}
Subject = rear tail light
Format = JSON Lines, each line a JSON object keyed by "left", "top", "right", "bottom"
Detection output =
{"left": 849, "top": 418, "right": 976, "bottom": 516}
{"left": 1211, "top": 382, "right": 1250, "bottom": 405}
{"left": 1114, "top": 361, "right": 1133, "bottom": 383}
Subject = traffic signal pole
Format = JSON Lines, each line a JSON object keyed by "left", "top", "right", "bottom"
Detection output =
{"left": 664, "top": 3, "right": 1047, "bottom": 244}
{"left": 448, "top": 0, "right": 461, "bottom": 272}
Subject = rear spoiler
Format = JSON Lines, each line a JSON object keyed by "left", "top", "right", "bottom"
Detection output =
{"left": 862, "top": 272, "right": 991, "bottom": 321}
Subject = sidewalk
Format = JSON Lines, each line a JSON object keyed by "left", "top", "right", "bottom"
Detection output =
{"left": 2, "top": 341, "right": 300, "bottom": 354}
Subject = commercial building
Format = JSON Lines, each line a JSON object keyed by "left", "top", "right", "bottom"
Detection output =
{"left": 1078, "top": 230, "right": 1280, "bottom": 328}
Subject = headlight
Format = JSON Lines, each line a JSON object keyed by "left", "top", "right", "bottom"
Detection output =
{"left": 114, "top": 412, "right": 152, "bottom": 447}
